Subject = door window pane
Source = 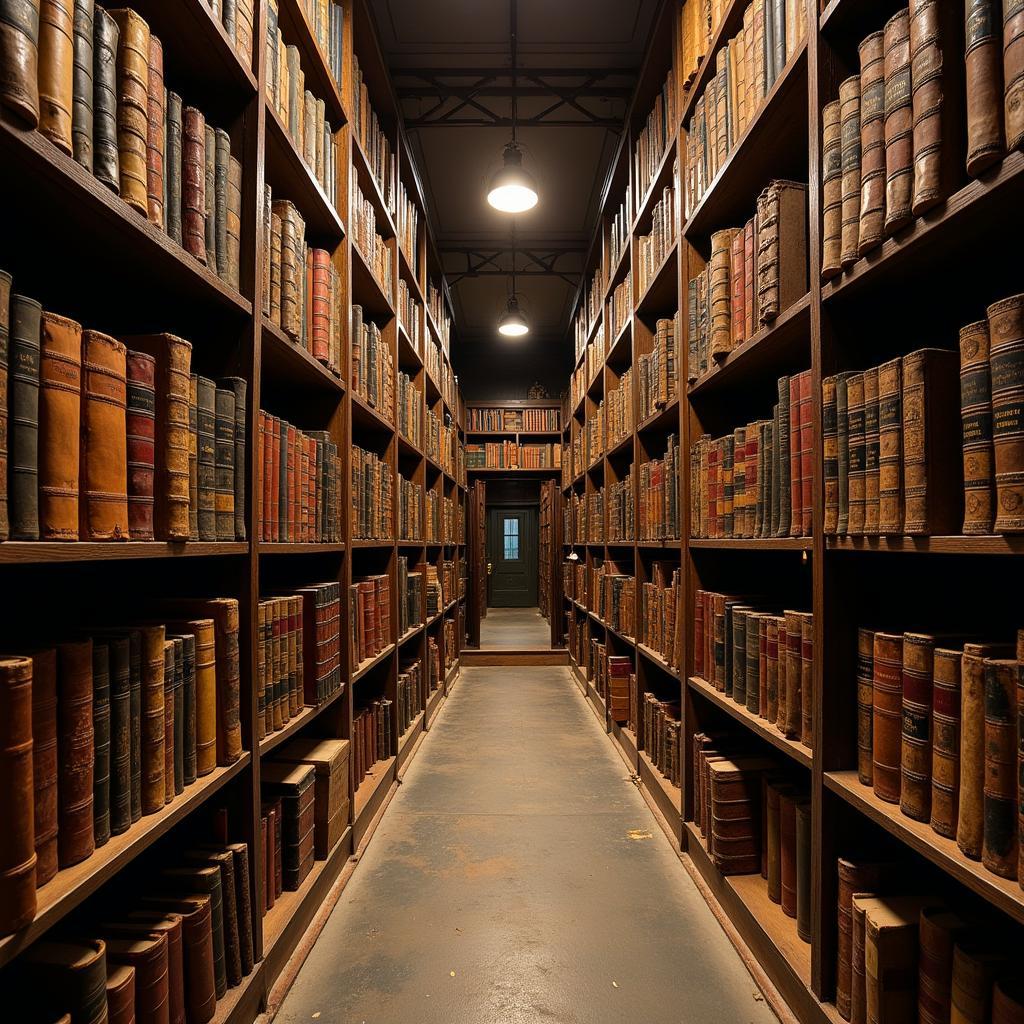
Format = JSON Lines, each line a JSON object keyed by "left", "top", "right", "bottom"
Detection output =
{"left": 503, "top": 518, "right": 519, "bottom": 560}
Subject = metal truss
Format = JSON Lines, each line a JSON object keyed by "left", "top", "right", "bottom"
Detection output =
{"left": 443, "top": 245, "right": 586, "bottom": 287}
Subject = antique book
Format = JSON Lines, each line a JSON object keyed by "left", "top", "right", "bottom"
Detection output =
{"left": 987, "top": 294, "right": 1024, "bottom": 532}
{"left": 0, "top": 656, "right": 36, "bottom": 933}
{"left": 877, "top": 358, "right": 903, "bottom": 533}
{"left": 163, "top": 639, "right": 178, "bottom": 801}
{"left": 918, "top": 905, "right": 967, "bottom": 1024}
{"left": 140, "top": 625, "right": 165, "bottom": 814}
{"left": 213, "top": 386, "right": 235, "bottom": 540}
{"left": 105, "top": 963, "right": 135, "bottom": 1024}
{"left": 756, "top": 180, "right": 807, "bottom": 324}
{"left": 846, "top": 372, "right": 866, "bottom": 534}
{"left": 79, "top": 330, "right": 128, "bottom": 540}
{"left": 219, "top": 377, "right": 246, "bottom": 540}
{"left": 91, "top": 5, "right": 119, "bottom": 191}
{"left": 899, "top": 632, "right": 934, "bottom": 822}
{"left": 858, "top": 31, "right": 887, "bottom": 253}
{"left": 851, "top": 896, "right": 874, "bottom": 1024}
{"left": 30, "top": 646, "right": 59, "bottom": 885}
{"left": 261, "top": 760, "right": 316, "bottom": 890}
{"left": 22, "top": 939, "right": 108, "bottom": 1024}
{"left": 950, "top": 940, "right": 1008, "bottom": 1022}
{"left": 710, "top": 228, "right": 739, "bottom": 359}
{"left": 123, "top": 334, "right": 192, "bottom": 540}
{"left": 70, "top": 0, "right": 93, "bottom": 169}
{"left": 776, "top": 375, "right": 792, "bottom": 536}
{"left": 902, "top": 348, "right": 961, "bottom": 534}
{"left": 182, "top": 106, "right": 207, "bottom": 264}
{"left": 38, "top": 312, "right": 82, "bottom": 540}
{"left": 225, "top": 842, "right": 254, "bottom": 975}
{"left": 959, "top": 319, "right": 996, "bottom": 533}
{"left": 145, "top": 34, "right": 164, "bottom": 228}
{"left": 0, "top": 0, "right": 41, "bottom": 125}
{"left": 185, "top": 848, "right": 241, "bottom": 987}
{"left": 107, "top": 912, "right": 184, "bottom": 1024}
{"left": 214, "top": 129, "right": 231, "bottom": 279}
{"left": 798, "top": 370, "right": 813, "bottom": 534}
{"left": 9, "top": 294, "right": 42, "bottom": 540}
{"left": 166, "top": 91, "right": 183, "bottom": 245}
{"left": 188, "top": 376, "right": 198, "bottom": 539}
{"left": 162, "top": 864, "right": 226, "bottom": 999}
{"left": 196, "top": 375, "right": 216, "bottom": 540}
{"left": 108, "top": 8, "right": 149, "bottom": 214}
{"left": 856, "top": 627, "right": 875, "bottom": 786}
{"left": 865, "top": 897, "right": 924, "bottom": 1024}
{"left": 862, "top": 366, "right": 880, "bottom": 534}
{"left": 226, "top": 156, "right": 243, "bottom": 289}
{"left": 821, "top": 99, "right": 843, "bottom": 280}
{"left": 106, "top": 635, "right": 131, "bottom": 835}
{"left": 836, "top": 859, "right": 887, "bottom": 1019}
{"left": 982, "top": 657, "right": 1017, "bottom": 877}
{"left": 1006, "top": 0, "right": 1024, "bottom": 150}
{"left": 105, "top": 933, "right": 169, "bottom": 1024}
{"left": 707, "top": 757, "right": 773, "bottom": 875}
{"left": 165, "top": 617, "right": 215, "bottom": 777}
{"left": 126, "top": 349, "right": 156, "bottom": 539}
{"left": 837, "top": 372, "right": 853, "bottom": 533}
{"left": 839, "top": 75, "right": 862, "bottom": 267}
{"left": 965, "top": 0, "right": 1004, "bottom": 175}
{"left": 784, "top": 609, "right": 802, "bottom": 739}
{"left": 37, "top": 0, "right": 75, "bottom": 154}
{"left": 799, "top": 611, "right": 813, "bottom": 746}
{"left": 823, "top": 375, "right": 839, "bottom": 532}
{"left": 929, "top": 647, "right": 962, "bottom": 840}
{"left": 91, "top": 642, "right": 111, "bottom": 846}
{"left": 204, "top": 124, "right": 217, "bottom": 268}
{"left": 57, "top": 639, "right": 95, "bottom": 866}
{"left": 871, "top": 631, "right": 903, "bottom": 803}
{"left": 883, "top": 10, "right": 913, "bottom": 234}
{"left": 169, "top": 632, "right": 196, "bottom": 786}
{"left": 0, "top": 269, "right": 9, "bottom": 540}
{"left": 766, "top": 780, "right": 782, "bottom": 903}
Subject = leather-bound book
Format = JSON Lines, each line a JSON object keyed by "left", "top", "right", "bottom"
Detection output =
{"left": 846, "top": 372, "right": 866, "bottom": 534}
{"left": 203, "top": 125, "right": 217, "bottom": 268}
{"left": 29, "top": 646, "right": 58, "bottom": 885}
{"left": 276, "top": 737, "right": 351, "bottom": 859}
{"left": 982, "top": 657, "right": 1017, "bottom": 877}
{"left": 106, "top": 963, "right": 135, "bottom": 1024}
{"left": 959, "top": 320, "right": 996, "bottom": 534}
{"left": 127, "top": 629, "right": 142, "bottom": 821}
{"left": 730, "top": 231, "right": 746, "bottom": 349}
{"left": 798, "top": 369, "right": 813, "bottom": 534}
{"left": 1019, "top": 629, "right": 1024, "bottom": 885}
{"left": 57, "top": 638, "right": 95, "bottom": 867}
{"left": 188, "top": 849, "right": 241, "bottom": 986}
{"left": 708, "top": 757, "right": 773, "bottom": 875}
{"left": 139, "top": 624, "right": 165, "bottom": 815}
{"left": 747, "top": 611, "right": 763, "bottom": 716}
{"left": 182, "top": 107, "right": 207, "bottom": 264}
{"left": 766, "top": 780, "right": 782, "bottom": 903}
{"left": 225, "top": 842, "right": 254, "bottom": 974}
{"left": 731, "top": 608, "right": 748, "bottom": 706}
{"left": 213, "top": 386, "right": 235, "bottom": 540}
{"left": 91, "top": 641, "right": 111, "bottom": 846}
{"left": 757, "top": 180, "right": 807, "bottom": 325}
{"left": 821, "top": 99, "right": 843, "bottom": 280}
{"left": 168, "top": 638, "right": 183, "bottom": 797}
{"left": 858, "top": 31, "right": 887, "bottom": 253}
{"left": 106, "top": 932, "right": 169, "bottom": 1024}
{"left": 218, "top": 377, "right": 246, "bottom": 541}
{"left": 145, "top": 34, "right": 164, "bottom": 228}
{"left": 856, "top": 627, "right": 875, "bottom": 785}
{"left": 839, "top": 75, "right": 862, "bottom": 268}
{"left": 261, "top": 761, "right": 316, "bottom": 890}
{"left": 213, "top": 129, "right": 230, "bottom": 280}
{"left": 23, "top": 939, "right": 108, "bottom": 1024}
{"left": 123, "top": 334, "right": 192, "bottom": 541}
{"left": 776, "top": 375, "right": 792, "bottom": 536}
{"left": 235, "top": 0, "right": 253, "bottom": 70}
{"left": 862, "top": 366, "right": 880, "bottom": 534}
{"left": 778, "top": 787, "right": 797, "bottom": 917}
{"left": 918, "top": 905, "right": 967, "bottom": 1024}
{"left": 126, "top": 349, "right": 156, "bottom": 540}
{"left": 957, "top": 642, "right": 1012, "bottom": 858}
{"left": 38, "top": 312, "right": 82, "bottom": 540}
{"left": 188, "top": 376, "right": 198, "bottom": 539}
{"left": 195, "top": 375, "right": 216, "bottom": 540}
{"left": 710, "top": 229, "right": 738, "bottom": 359}
{"left": 107, "top": 634, "right": 131, "bottom": 835}
{"left": 165, "top": 91, "right": 183, "bottom": 245}
{"left": 79, "top": 330, "right": 129, "bottom": 540}
{"left": 865, "top": 897, "right": 923, "bottom": 1024}
{"left": 0, "top": 269, "right": 9, "bottom": 541}
{"left": 900, "top": 632, "right": 934, "bottom": 822}
{"left": 930, "top": 646, "right": 962, "bottom": 839}
{"left": 823, "top": 376, "right": 839, "bottom": 532}
{"left": 9, "top": 294, "right": 42, "bottom": 540}
{"left": 160, "top": 641, "right": 175, "bottom": 804}
{"left": 106, "top": 912, "right": 184, "bottom": 1024}
{"left": 987, "top": 295, "right": 1024, "bottom": 532}
{"left": 795, "top": 798, "right": 811, "bottom": 942}
{"left": 965, "top": 0, "right": 1004, "bottom": 175}
{"left": 877, "top": 358, "right": 903, "bottom": 534}
{"left": 167, "top": 617, "right": 215, "bottom": 777}
{"left": 0, "top": 0, "right": 41, "bottom": 125}
{"left": 1006, "top": 0, "right": 1024, "bottom": 150}
{"left": 91, "top": 5, "right": 119, "bottom": 191}
{"left": 766, "top": 616, "right": 781, "bottom": 724}
{"left": 902, "top": 348, "right": 961, "bottom": 534}
{"left": 993, "top": 976, "right": 1024, "bottom": 1023}
{"left": 851, "top": 896, "right": 875, "bottom": 1024}
{"left": 0, "top": 656, "right": 36, "bottom": 933}
{"left": 70, "top": 0, "right": 93, "bottom": 170}
{"left": 37, "top": 0, "right": 75, "bottom": 154}
{"left": 799, "top": 611, "right": 813, "bottom": 747}
{"left": 837, "top": 372, "right": 853, "bottom": 534}
{"left": 871, "top": 632, "right": 903, "bottom": 804}
{"left": 784, "top": 609, "right": 802, "bottom": 738}
{"left": 162, "top": 864, "right": 226, "bottom": 999}
{"left": 883, "top": 10, "right": 913, "bottom": 234}
{"left": 226, "top": 156, "right": 242, "bottom": 290}
{"left": 108, "top": 8, "right": 150, "bottom": 215}
{"left": 951, "top": 940, "right": 1008, "bottom": 1022}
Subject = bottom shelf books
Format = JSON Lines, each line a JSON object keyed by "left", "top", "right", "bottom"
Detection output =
{"left": 398, "top": 557, "right": 424, "bottom": 637}
{"left": 443, "top": 619, "right": 457, "bottom": 671}
{"left": 397, "top": 659, "right": 426, "bottom": 736}
{"left": 644, "top": 693, "right": 681, "bottom": 789}
{"left": 350, "top": 575, "right": 393, "bottom": 670}
{"left": 428, "top": 637, "right": 441, "bottom": 693}
{"left": 353, "top": 698, "right": 393, "bottom": 789}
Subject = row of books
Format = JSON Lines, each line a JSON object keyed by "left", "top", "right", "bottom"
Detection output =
{"left": 350, "top": 574, "right": 391, "bottom": 670}
{"left": 212, "top": 0, "right": 257, "bottom": 70}
{"left": 684, "top": 0, "right": 807, "bottom": 215}
{"left": 427, "top": 635, "right": 442, "bottom": 692}
{"left": 257, "top": 587, "right": 342, "bottom": 738}
{"left": 636, "top": 172, "right": 678, "bottom": 298}
{"left": 639, "top": 562, "right": 681, "bottom": 671}
{"left": 398, "top": 556, "right": 424, "bottom": 638}
{"left": 639, "top": 434, "right": 681, "bottom": 541}
{"left": 350, "top": 52, "right": 395, "bottom": 210}
{"left": 397, "top": 658, "right": 426, "bottom": 736}
{"left": 607, "top": 471, "right": 634, "bottom": 543}
{"left": 694, "top": 593, "right": 814, "bottom": 749}
{"left": 1, "top": 5, "right": 244, "bottom": 289}
{"left": 427, "top": 282, "right": 450, "bottom": 355}
{"left": 425, "top": 491, "right": 460, "bottom": 545}
{"left": 353, "top": 696, "right": 393, "bottom": 789}
{"left": 637, "top": 315, "right": 680, "bottom": 423}
{"left": 397, "top": 278, "right": 423, "bottom": 355}
{"left": 587, "top": 401, "right": 605, "bottom": 467}
{"left": 645, "top": 692, "right": 682, "bottom": 786}
{"left": 264, "top": 194, "right": 344, "bottom": 377}
{"left": 397, "top": 372, "right": 423, "bottom": 448}
{"left": 686, "top": 180, "right": 808, "bottom": 380}
{"left": 0, "top": 601, "right": 243, "bottom": 935}
{"left": 690, "top": 371, "right": 813, "bottom": 539}
{"left": 573, "top": 266, "right": 604, "bottom": 361}
{"left": 634, "top": 70, "right": 677, "bottom": 208}
{"left": 592, "top": 640, "right": 636, "bottom": 730}
{"left": 679, "top": 0, "right": 732, "bottom": 87}
{"left": 351, "top": 445, "right": 392, "bottom": 540}
{"left": 425, "top": 409, "right": 456, "bottom": 475}
{"left": 351, "top": 304, "right": 394, "bottom": 422}
{"left": 443, "top": 618, "right": 458, "bottom": 671}
{"left": 11, "top": 829, "right": 255, "bottom": 1020}
{"left": 464, "top": 442, "right": 561, "bottom": 470}
{"left": 351, "top": 179, "right": 393, "bottom": 299}
{"left": 608, "top": 272, "right": 632, "bottom": 339}
{"left": 855, "top": 628, "right": 1024, "bottom": 887}
{"left": 590, "top": 563, "right": 635, "bottom": 639}
{"left": 257, "top": 412, "right": 341, "bottom": 544}
{"left": 466, "top": 407, "right": 560, "bottom": 432}
{"left": 398, "top": 474, "right": 422, "bottom": 541}
{"left": 395, "top": 179, "right": 420, "bottom": 279}
{"left": 271, "top": 0, "right": 345, "bottom": 87}
{"left": 607, "top": 370, "right": 633, "bottom": 448}
{"left": 608, "top": 187, "right": 632, "bottom": 285}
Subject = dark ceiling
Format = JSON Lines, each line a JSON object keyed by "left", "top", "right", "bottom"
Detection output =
{"left": 370, "top": 0, "right": 659, "bottom": 393}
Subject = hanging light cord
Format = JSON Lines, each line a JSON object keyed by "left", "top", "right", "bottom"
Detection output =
{"left": 510, "top": 0, "right": 518, "bottom": 146}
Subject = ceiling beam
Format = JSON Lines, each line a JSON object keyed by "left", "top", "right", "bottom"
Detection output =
{"left": 444, "top": 245, "right": 584, "bottom": 288}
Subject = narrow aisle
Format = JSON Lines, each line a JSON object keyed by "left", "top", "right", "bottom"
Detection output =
{"left": 478, "top": 607, "right": 551, "bottom": 650}
{"left": 276, "top": 668, "right": 778, "bottom": 1024}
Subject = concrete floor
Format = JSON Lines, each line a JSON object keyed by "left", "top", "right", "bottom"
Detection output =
{"left": 479, "top": 606, "right": 552, "bottom": 651}
{"left": 275, "top": 667, "right": 778, "bottom": 1024}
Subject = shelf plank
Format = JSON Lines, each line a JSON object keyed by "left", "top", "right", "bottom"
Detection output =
{"left": 0, "top": 541, "right": 248, "bottom": 565}
{"left": 257, "top": 542, "right": 346, "bottom": 556}
{"left": 634, "top": 243, "right": 679, "bottom": 317}
{"left": 259, "top": 687, "right": 347, "bottom": 756}
{"left": 826, "top": 535, "right": 1024, "bottom": 555}
{"left": 689, "top": 537, "right": 813, "bottom": 551}
{"left": 350, "top": 240, "right": 395, "bottom": 319}
{"left": 261, "top": 318, "right": 346, "bottom": 396}
{"left": 351, "top": 642, "right": 396, "bottom": 682}
{"left": 637, "top": 643, "right": 681, "bottom": 681}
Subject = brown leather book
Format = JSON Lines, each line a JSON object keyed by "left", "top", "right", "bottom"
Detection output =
{"left": 901, "top": 348, "right": 961, "bottom": 534}
{"left": 930, "top": 646, "right": 962, "bottom": 839}
{"left": 778, "top": 786, "right": 797, "bottom": 918}
{"left": 188, "top": 375, "right": 198, "bottom": 540}
{"left": 871, "top": 632, "right": 903, "bottom": 803}
{"left": 862, "top": 366, "right": 880, "bottom": 534}
{"left": 261, "top": 760, "right": 316, "bottom": 891}
{"left": 161, "top": 639, "right": 175, "bottom": 804}
{"left": 865, "top": 897, "right": 924, "bottom": 1024}
{"left": 122, "top": 334, "right": 192, "bottom": 541}
{"left": 38, "top": 312, "right": 82, "bottom": 540}
{"left": 92, "top": 641, "right": 111, "bottom": 846}
{"left": 851, "top": 895, "right": 876, "bottom": 1024}
{"left": 224, "top": 842, "right": 254, "bottom": 975}
{"left": 710, "top": 229, "right": 739, "bottom": 359}
{"left": 0, "top": 269, "right": 10, "bottom": 541}
{"left": 23, "top": 938, "right": 108, "bottom": 1024}
{"left": 1006, "top": 0, "right": 1024, "bottom": 150}
{"left": 57, "top": 639, "right": 94, "bottom": 867}
{"left": 839, "top": 76, "right": 862, "bottom": 268}
{"left": 959, "top": 319, "right": 996, "bottom": 534}
{"left": 166, "top": 617, "right": 216, "bottom": 777}
{"left": 883, "top": 10, "right": 913, "bottom": 234}
{"left": 106, "top": 634, "right": 131, "bottom": 835}
{"left": 106, "top": 962, "right": 135, "bottom": 1024}
{"left": 756, "top": 180, "right": 807, "bottom": 325}
{"left": 837, "top": 859, "right": 886, "bottom": 1020}
{"left": 145, "top": 33, "right": 164, "bottom": 229}
{"left": 9, "top": 292, "right": 42, "bottom": 541}
{"left": 951, "top": 940, "right": 1008, "bottom": 1022}
{"left": 982, "top": 657, "right": 1017, "bottom": 877}
{"left": 0, "top": 0, "right": 41, "bottom": 126}
{"left": 226, "top": 156, "right": 242, "bottom": 290}
{"left": 856, "top": 627, "right": 875, "bottom": 786}
{"left": 140, "top": 624, "right": 166, "bottom": 815}
{"left": 918, "top": 905, "right": 967, "bottom": 1024}
{"left": 847, "top": 372, "right": 866, "bottom": 534}
{"left": 105, "top": 913, "right": 184, "bottom": 1024}
{"left": 106, "top": 932, "right": 169, "bottom": 1024}
{"left": 162, "top": 864, "right": 226, "bottom": 999}
{"left": 965, "top": 0, "right": 1005, "bottom": 175}
{"left": 182, "top": 107, "right": 208, "bottom": 265}
{"left": 37, "top": 0, "right": 74, "bottom": 154}
{"left": 821, "top": 99, "right": 843, "bottom": 280}
{"left": 0, "top": 655, "right": 36, "bottom": 934}
{"left": 195, "top": 375, "right": 215, "bottom": 540}
{"left": 185, "top": 848, "right": 241, "bottom": 987}
{"left": 80, "top": 330, "right": 129, "bottom": 540}
{"left": 213, "top": 386, "right": 235, "bottom": 540}
{"left": 987, "top": 295, "right": 1024, "bottom": 532}
{"left": 126, "top": 349, "right": 156, "bottom": 540}
{"left": 30, "top": 646, "right": 59, "bottom": 885}
{"left": 275, "top": 737, "right": 351, "bottom": 859}
{"left": 783, "top": 609, "right": 802, "bottom": 739}
{"left": 107, "top": 9, "right": 150, "bottom": 215}
{"left": 900, "top": 632, "right": 934, "bottom": 822}
{"left": 858, "top": 31, "right": 887, "bottom": 254}
{"left": 876, "top": 357, "right": 903, "bottom": 534}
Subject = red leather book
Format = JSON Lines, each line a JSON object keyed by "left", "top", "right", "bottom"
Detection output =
{"left": 730, "top": 229, "right": 746, "bottom": 348}
{"left": 181, "top": 106, "right": 207, "bottom": 265}
{"left": 106, "top": 932, "right": 169, "bottom": 1024}
{"left": 789, "top": 373, "right": 802, "bottom": 536}
{"left": 57, "top": 639, "right": 95, "bottom": 867}
{"left": 918, "top": 905, "right": 967, "bottom": 1024}
{"left": 287, "top": 422, "right": 298, "bottom": 541}
{"left": 126, "top": 350, "right": 156, "bottom": 540}
{"left": 872, "top": 632, "right": 903, "bottom": 803}
{"left": 105, "top": 963, "right": 135, "bottom": 1024}
{"left": 269, "top": 413, "right": 280, "bottom": 542}
{"left": 900, "top": 632, "right": 935, "bottom": 823}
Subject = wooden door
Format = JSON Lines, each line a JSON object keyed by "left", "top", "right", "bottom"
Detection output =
{"left": 487, "top": 506, "right": 538, "bottom": 607}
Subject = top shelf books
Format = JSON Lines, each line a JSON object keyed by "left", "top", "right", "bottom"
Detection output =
{"left": 467, "top": 407, "right": 561, "bottom": 433}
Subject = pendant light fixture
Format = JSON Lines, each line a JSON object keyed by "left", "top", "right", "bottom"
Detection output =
{"left": 498, "top": 227, "right": 529, "bottom": 338}
{"left": 487, "top": 1, "right": 538, "bottom": 214}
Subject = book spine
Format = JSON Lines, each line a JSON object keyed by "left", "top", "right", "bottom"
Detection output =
{"left": 1005, "top": 0, "right": 1024, "bottom": 150}
{"left": 91, "top": 641, "right": 111, "bottom": 846}
{"left": 37, "top": 0, "right": 74, "bottom": 154}
{"left": 145, "top": 34, "right": 164, "bottom": 228}
{"left": 858, "top": 31, "right": 887, "bottom": 254}
{"left": 856, "top": 628, "right": 875, "bottom": 786}
{"left": 959, "top": 321, "right": 995, "bottom": 533}
{"left": 930, "top": 647, "right": 961, "bottom": 839}
{"left": 987, "top": 294, "right": 1024, "bottom": 532}
{"left": 982, "top": 658, "right": 1018, "bottom": 876}
{"left": 965, "top": 0, "right": 1004, "bottom": 175}
{"left": 871, "top": 631, "right": 903, "bottom": 803}
{"left": 214, "top": 128, "right": 230, "bottom": 279}
{"left": 9, "top": 295, "right": 41, "bottom": 540}
{"left": 226, "top": 156, "right": 243, "bottom": 289}
{"left": 883, "top": 10, "right": 913, "bottom": 234}
{"left": 126, "top": 351, "right": 156, "bottom": 540}
{"left": 798, "top": 369, "right": 812, "bottom": 535}
{"left": 839, "top": 75, "right": 862, "bottom": 267}
{"left": 91, "top": 7, "right": 119, "bottom": 189}
{"left": 196, "top": 377, "right": 216, "bottom": 541}
{"left": 57, "top": 639, "right": 95, "bottom": 866}
{"left": 71, "top": 0, "right": 93, "bottom": 170}
{"left": 899, "top": 632, "right": 934, "bottom": 822}
{"left": 821, "top": 100, "right": 842, "bottom": 279}
{"left": 182, "top": 107, "right": 207, "bottom": 264}
{"left": 213, "top": 387, "right": 236, "bottom": 541}
{"left": 140, "top": 625, "right": 166, "bottom": 815}
{"left": 957, "top": 644, "right": 991, "bottom": 858}
{"left": 877, "top": 359, "right": 903, "bottom": 533}
{"left": 166, "top": 90, "right": 183, "bottom": 245}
